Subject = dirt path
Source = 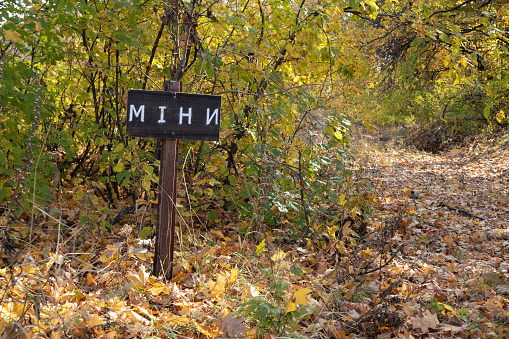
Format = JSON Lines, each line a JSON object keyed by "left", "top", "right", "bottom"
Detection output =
{"left": 352, "top": 130, "right": 509, "bottom": 337}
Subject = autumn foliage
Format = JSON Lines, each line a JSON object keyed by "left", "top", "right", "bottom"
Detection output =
{"left": 1, "top": 0, "right": 509, "bottom": 337}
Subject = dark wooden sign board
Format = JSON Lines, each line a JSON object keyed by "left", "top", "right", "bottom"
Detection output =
{"left": 127, "top": 90, "right": 221, "bottom": 141}
{"left": 126, "top": 82, "right": 221, "bottom": 279}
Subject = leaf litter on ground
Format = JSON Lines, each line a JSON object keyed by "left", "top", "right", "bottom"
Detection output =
{"left": 1, "top": 128, "right": 509, "bottom": 338}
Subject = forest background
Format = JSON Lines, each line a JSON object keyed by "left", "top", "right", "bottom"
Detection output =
{"left": 0, "top": 0, "right": 508, "bottom": 337}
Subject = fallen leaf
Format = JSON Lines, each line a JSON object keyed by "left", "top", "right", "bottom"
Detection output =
{"left": 210, "top": 229, "right": 226, "bottom": 240}
{"left": 86, "top": 272, "right": 95, "bottom": 287}
{"left": 443, "top": 235, "right": 456, "bottom": 249}
{"left": 229, "top": 266, "right": 238, "bottom": 284}
{"left": 410, "top": 310, "right": 439, "bottom": 333}
{"left": 218, "top": 313, "right": 247, "bottom": 338}
{"left": 342, "top": 221, "right": 353, "bottom": 236}
{"left": 444, "top": 148, "right": 462, "bottom": 157}
{"left": 497, "top": 195, "right": 508, "bottom": 205}
{"left": 285, "top": 298, "right": 297, "bottom": 313}
{"left": 128, "top": 265, "right": 149, "bottom": 288}
{"left": 271, "top": 250, "right": 287, "bottom": 261}
{"left": 205, "top": 274, "right": 226, "bottom": 298}
{"left": 294, "top": 288, "right": 313, "bottom": 305}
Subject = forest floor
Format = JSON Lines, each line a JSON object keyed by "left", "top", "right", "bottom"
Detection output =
{"left": 343, "top": 126, "right": 509, "bottom": 338}
{"left": 1, "top": 126, "right": 509, "bottom": 339}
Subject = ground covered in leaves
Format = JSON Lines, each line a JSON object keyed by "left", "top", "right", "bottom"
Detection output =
{"left": 1, "top": 128, "right": 509, "bottom": 338}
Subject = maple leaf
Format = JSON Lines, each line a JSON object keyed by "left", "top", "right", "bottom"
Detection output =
{"left": 204, "top": 274, "right": 226, "bottom": 298}
{"left": 128, "top": 265, "right": 149, "bottom": 288}
{"left": 149, "top": 282, "right": 168, "bottom": 296}
{"left": 4, "top": 30, "right": 21, "bottom": 43}
{"left": 218, "top": 313, "right": 247, "bottom": 338}
{"left": 229, "top": 266, "right": 238, "bottom": 284}
{"left": 294, "top": 288, "right": 313, "bottom": 305}
{"left": 271, "top": 250, "right": 287, "bottom": 261}
{"left": 410, "top": 310, "right": 439, "bottom": 333}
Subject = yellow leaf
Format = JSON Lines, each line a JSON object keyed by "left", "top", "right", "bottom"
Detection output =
{"left": 362, "top": 248, "right": 373, "bottom": 259}
{"left": 245, "top": 327, "right": 258, "bottom": 339}
{"left": 293, "top": 288, "right": 313, "bottom": 305}
{"left": 205, "top": 274, "right": 226, "bottom": 298}
{"left": 334, "top": 130, "right": 343, "bottom": 140}
{"left": 134, "top": 251, "right": 153, "bottom": 261}
{"left": 437, "top": 302, "right": 453, "bottom": 312}
{"left": 98, "top": 243, "right": 122, "bottom": 263}
{"left": 327, "top": 226, "right": 339, "bottom": 239}
{"left": 21, "top": 263, "right": 36, "bottom": 275}
{"left": 29, "top": 4, "right": 42, "bottom": 11}
{"left": 496, "top": 110, "right": 505, "bottom": 123}
{"left": 33, "top": 20, "right": 42, "bottom": 31}
{"left": 0, "top": 302, "right": 24, "bottom": 320}
{"left": 196, "top": 320, "right": 219, "bottom": 337}
{"left": 339, "top": 194, "right": 346, "bottom": 206}
{"left": 163, "top": 314, "right": 193, "bottom": 327}
{"left": 150, "top": 282, "right": 167, "bottom": 296}
{"left": 256, "top": 239, "right": 266, "bottom": 255}
{"left": 128, "top": 265, "right": 149, "bottom": 288}
{"left": 444, "top": 148, "right": 462, "bottom": 157}
{"left": 84, "top": 313, "right": 102, "bottom": 327}
{"left": 285, "top": 298, "right": 297, "bottom": 313}
{"left": 229, "top": 266, "right": 238, "bottom": 284}
{"left": 210, "top": 229, "right": 226, "bottom": 240}
{"left": 4, "top": 30, "right": 21, "bottom": 43}
{"left": 271, "top": 250, "right": 287, "bottom": 261}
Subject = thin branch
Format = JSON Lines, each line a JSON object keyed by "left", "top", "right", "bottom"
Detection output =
{"left": 429, "top": 0, "right": 476, "bottom": 18}
{"left": 215, "top": 82, "right": 342, "bottom": 96}
{"left": 142, "top": 21, "right": 165, "bottom": 90}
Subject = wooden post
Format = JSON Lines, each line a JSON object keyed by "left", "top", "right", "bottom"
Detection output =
{"left": 153, "top": 80, "right": 181, "bottom": 279}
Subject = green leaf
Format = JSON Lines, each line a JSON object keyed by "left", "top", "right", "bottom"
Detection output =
{"left": 141, "top": 226, "right": 152, "bottom": 239}
{"left": 331, "top": 177, "right": 343, "bottom": 184}
{"left": 349, "top": 0, "right": 359, "bottom": 10}
{"left": 207, "top": 210, "right": 218, "bottom": 222}
{"left": 439, "top": 33, "right": 451, "bottom": 43}
{"left": 112, "top": 162, "right": 124, "bottom": 173}
{"left": 228, "top": 175, "right": 237, "bottom": 186}
{"left": 483, "top": 106, "right": 491, "bottom": 119}
{"left": 246, "top": 165, "right": 259, "bottom": 175}
{"left": 290, "top": 265, "right": 304, "bottom": 277}
{"left": 0, "top": 188, "right": 13, "bottom": 200}
{"left": 73, "top": 189, "right": 85, "bottom": 201}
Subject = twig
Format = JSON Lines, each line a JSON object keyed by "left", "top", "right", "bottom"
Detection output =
{"left": 215, "top": 82, "right": 343, "bottom": 97}
{"left": 438, "top": 202, "right": 485, "bottom": 220}
{"left": 109, "top": 205, "right": 136, "bottom": 225}
{"left": 298, "top": 151, "right": 311, "bottom": 235}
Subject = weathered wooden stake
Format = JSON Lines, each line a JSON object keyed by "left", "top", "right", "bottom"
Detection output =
{"left": 153, "top": 80, "right": 181, "bottom": 279}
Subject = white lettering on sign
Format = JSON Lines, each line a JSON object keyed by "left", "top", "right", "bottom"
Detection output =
{"left": 206, "top": 108, "right": 219, "bottom": 125}
{"left": 130, "top": 105, "right": 145, "bottom": 122}
{"left": 158, "top": 106, "right": 166, "bottom": 124}
{"left": 179, "top": 107, "right": 192, "bottom": 125}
